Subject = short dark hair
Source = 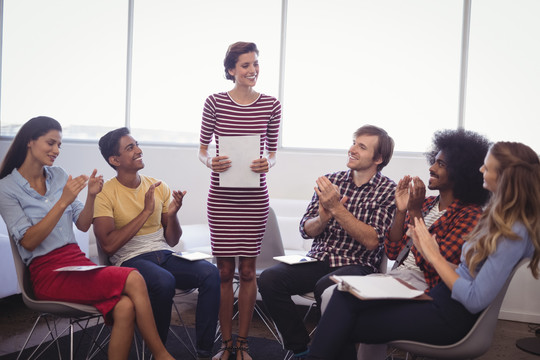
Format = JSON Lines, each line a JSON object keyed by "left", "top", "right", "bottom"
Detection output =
{"left": 353, "top": 124, "right": 394, "bottom": 172}
{"left": 0, "top": 116, "right": 62, "bottom": 179}
{"left": 426, "top": 129, "right": 491, "bottom": 206}
{"left": 98, "top": 127, "right": 131, "bottom": 170}
{"left": 224, "top": 42, "right": 259, "bottom": 82}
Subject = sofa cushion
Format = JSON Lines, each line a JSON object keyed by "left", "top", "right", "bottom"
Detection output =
{"left": 175, "top": 224, "right": 212, "bottom": 253}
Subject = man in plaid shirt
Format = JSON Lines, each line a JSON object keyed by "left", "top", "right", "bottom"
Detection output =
{"left": 385, "top": 129, "right": 491, "bottom": 291}
{"left": 259, "top": 125, "right": 396, "bottom": 359}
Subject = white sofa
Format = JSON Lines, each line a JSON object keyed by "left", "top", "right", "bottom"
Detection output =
{"left": 0, "top": 218, "right": 90, "bottom": 299}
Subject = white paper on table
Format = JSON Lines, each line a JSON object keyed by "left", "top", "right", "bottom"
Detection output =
{"left": 54, "top": 265, "right": 106, "bottom": 272}
{"left": 218, "top": 135, "right": 261, "bottom": 188}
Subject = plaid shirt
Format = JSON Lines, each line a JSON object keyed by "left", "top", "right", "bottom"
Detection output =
{"left": 301, "top": 171, "right": 396, "bottom": 272}
{"left": 385, "top": 196, "right": 483, "bottom": 289}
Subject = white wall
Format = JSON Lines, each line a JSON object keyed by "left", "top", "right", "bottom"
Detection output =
{"left": 0, "top": 140, "right": 431, "bottom": 224}
{"left": 1, "top": 139, "right": 538, "bottom": 323}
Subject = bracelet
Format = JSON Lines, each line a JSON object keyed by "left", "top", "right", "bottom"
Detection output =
{"left": 206, "top": 157, "right": 212, "bottom": 169}
{"left": 266, "top": 156, "right": 275, "bottom": 168}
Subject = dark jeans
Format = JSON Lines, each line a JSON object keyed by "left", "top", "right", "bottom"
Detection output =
{"left": 123, "top": 250, "right": 220, "bottom": 354}
{"left": 307, "top": 283, "right": 479, "bottom": 360}
{"left": 257, "top": 260, "right": 374, "bottom": 353}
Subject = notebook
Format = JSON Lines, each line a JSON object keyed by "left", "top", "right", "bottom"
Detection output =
{"left": 330, "top": 274, "right": 431, "bottom": 300}
{"left": 54, "top": 265, "right": 106, "bottom": 272}
{"left": 273, "top": 255, "right": 318, "bottom": 265}
{"left": 173, "top": 251, "right": 213, "bottom": 261}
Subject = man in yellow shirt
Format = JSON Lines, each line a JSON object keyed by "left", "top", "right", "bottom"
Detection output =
{"left": 93, "top": 127, "right": 219, "bottom": 360}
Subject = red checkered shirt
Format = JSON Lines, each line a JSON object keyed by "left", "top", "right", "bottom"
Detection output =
{"left": 384, "top": 196, "right": 483, "bottom": 289}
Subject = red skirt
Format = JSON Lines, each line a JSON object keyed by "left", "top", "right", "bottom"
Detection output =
{"left": 29, "top": 243, "right": 135, "bottom": 324}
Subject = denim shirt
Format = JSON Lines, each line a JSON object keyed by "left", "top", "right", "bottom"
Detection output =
{"left": 0, "top": 166, "right": 83, "bottom": 265}
{"left": 453, "top": 222, "right": 534, "bottom": 314}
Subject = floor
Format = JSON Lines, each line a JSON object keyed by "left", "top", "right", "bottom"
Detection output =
{"left": 1, "top": 292, "right": 539, "bottom": 359}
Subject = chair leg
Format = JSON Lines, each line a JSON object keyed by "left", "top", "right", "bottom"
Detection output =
{"left": 69, "top": 322, "right": 74, "bottom": 360}
{"left": 19, "top": 314, "right": 71, "bottom": 360}
{"left": 170, "top": 302, "right": 197, "bottom": 359}
{"left": 15, "top": 313, "right": 107, "bottom": 360}
{"left": 253, "top": 302, "right": 283, "bottom": 345}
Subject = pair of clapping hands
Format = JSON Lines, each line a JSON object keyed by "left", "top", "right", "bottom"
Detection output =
{"left": 398, "top": 176, "right": 442, "bottom": 266}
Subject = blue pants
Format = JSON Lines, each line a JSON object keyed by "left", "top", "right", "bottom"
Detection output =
{"left": 258, "top": 260, "right": 374, "bottom": 353}
{"left": 123, "top": 250, "right": 220, "bottom": 354}
{"left": 307, "top": 283, "right": 479, "bottom": 360}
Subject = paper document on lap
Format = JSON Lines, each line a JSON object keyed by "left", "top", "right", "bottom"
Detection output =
{"left": 54, "top": 265, "right": 106, "bottom": 272}
{"left": 173, "top": 251, "right": 213, "bottom": 261}
{"left": 330, "top": 274, "right": 431, "bottom": 300}
{"left": 273, "top": 255, "right": 318, "bottom": 265}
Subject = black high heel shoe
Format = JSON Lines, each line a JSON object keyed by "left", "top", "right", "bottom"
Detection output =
{"left": 235, "top": 336, "right": 250, "bottom": 360}
{"left": 212, "top": 338, "right": 235, "bottom": 360}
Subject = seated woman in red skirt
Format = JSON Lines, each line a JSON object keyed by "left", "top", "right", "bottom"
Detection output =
{"left": 0, "top": 116, "right": 174, "bottom": 360}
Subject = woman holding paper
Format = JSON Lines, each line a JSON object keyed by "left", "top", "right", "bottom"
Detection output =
{"left": 198, "top": 41, "right": 281, "bottom": 360}
{"left": 306, "top": 141, "right": 540, "bottom": 360}
{"left": 0, "top": 116, "right": 174, "bottom": 360}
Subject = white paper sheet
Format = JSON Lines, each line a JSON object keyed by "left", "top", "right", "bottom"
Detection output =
{"left": 54, "top": 265, "right": 106, "bottom": 272}
{"left": 172, "top": 251, "right": 213, "bottom": 261}
{"left": 273, "top": 255, "right": 318, "bottom": 265}
{"left": 218, "top": 135, "right": 261, "bottom": 188}
{"left": 332, "top": 274, "right": 425, "bottom": 300}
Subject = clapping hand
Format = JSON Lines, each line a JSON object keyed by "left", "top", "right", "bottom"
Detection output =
{"left": 169, "top": 189, "right": 187, "bottom": 215}
{"left": 408, "top": 177, "right": 426, "bottom": 215}
{"left": 409, "top": 217, "right": 441, "bottom": 264}
{"left": 61, "top": 174, "right": 89, "bottom": 206}
{"left": 395, "top": 175, "right": 412, "bottom": 212}
{"left": 315, "top": 176, "right": 348, "bottom": 221}
{"left": 143, "top": 181, "right": 161, "bottom": 215}
{"left": 87, "top": 169, "right": 103, "bottom": 197}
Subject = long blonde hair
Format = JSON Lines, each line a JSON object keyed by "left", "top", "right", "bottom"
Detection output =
{"left": 465, "top": 142, "right": 540, "bottom": 278}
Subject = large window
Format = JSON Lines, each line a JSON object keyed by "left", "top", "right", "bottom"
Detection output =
{"left": 465, "top": 0, "right": 540, "bottom": 145}
{"left": 129, "top": 0, "right": 281, "bottom": 144}
{"left": 0, "top": 0, "right": 538, "bottom": 154}
{"left": 0, "top": 0, "right": 128, "bottom": 139}
{"left": 282, "top": 0, "right": 463, "bottom": 152}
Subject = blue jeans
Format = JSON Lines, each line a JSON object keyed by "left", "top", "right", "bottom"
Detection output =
{"left": 123, "top": 250, "right": 220, "bottom": 354}
{"left": 258, "top": 260, "right": 374, "bottom": 353}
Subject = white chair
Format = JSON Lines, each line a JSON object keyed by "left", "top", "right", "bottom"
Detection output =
{"left": 9, "top": 237, "right": 108, "bottom": 360}
{"left": 386, "top": 257, "right": 531, "bottom": 360}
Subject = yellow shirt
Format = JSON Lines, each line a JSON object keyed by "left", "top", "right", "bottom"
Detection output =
{"left": 94, "top": 175, "right": 172, "bottom": 265}
{"left": 94, "top": 175, "right": 170, "bottom": 236}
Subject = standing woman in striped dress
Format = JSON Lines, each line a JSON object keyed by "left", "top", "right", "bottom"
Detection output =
{"left": 198, "top": 41, "right": 281, "bottom": 360}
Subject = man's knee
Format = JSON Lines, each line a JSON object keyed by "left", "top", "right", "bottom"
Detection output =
{"left": 147, "top": 271, "right": 176, "bottom": 300}
{"left": 314, "top": 275, "right": 335, "bottom": 304}
{"left": 200, "top": 262, "right": 221, "bottom": 288}
{"left": 258, "top": 266, "right": 281, "bottom": 295}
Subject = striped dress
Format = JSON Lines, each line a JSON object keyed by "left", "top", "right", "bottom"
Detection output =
{"left": 200, "top": 92, "right": 281, "bottom": 257}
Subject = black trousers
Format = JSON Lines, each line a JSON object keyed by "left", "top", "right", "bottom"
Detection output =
{"left": 307, "top": 283, "right": 479, "bottom": 360}
{"left": 258, "top": 260, "right": 374, "bottom": 353}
